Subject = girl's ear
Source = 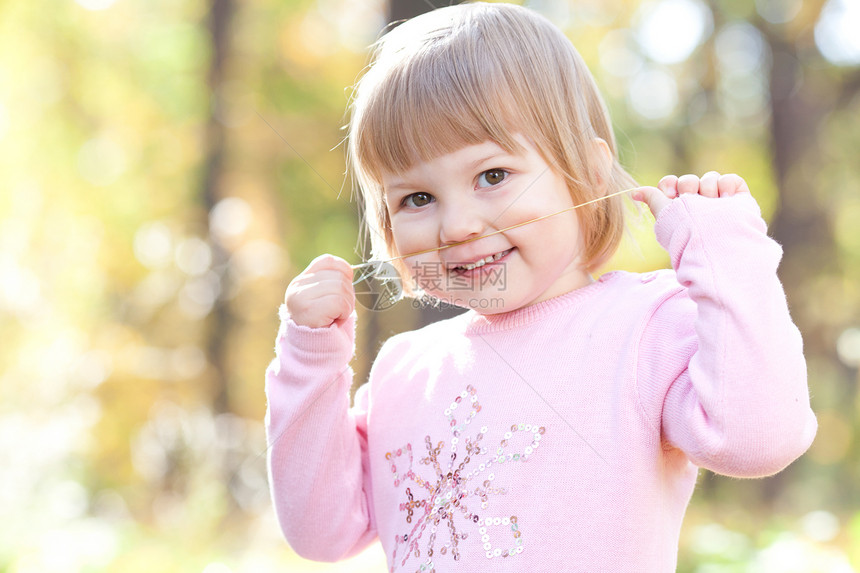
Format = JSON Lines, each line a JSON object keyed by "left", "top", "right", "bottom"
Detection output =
{"left": 589, "top": 137, "right": 612, "bottom": 188}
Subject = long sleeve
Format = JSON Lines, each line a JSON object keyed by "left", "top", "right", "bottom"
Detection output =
{"left": 265, "top": 309, "right": 376, "bottom": 560}
{"left": 636, "top": 193, "right": 817, "bottom": 477}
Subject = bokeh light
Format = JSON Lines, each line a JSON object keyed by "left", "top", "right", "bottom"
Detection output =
{"left": 627, "top": 65, "right": 679, "bottom": 121}
{"left": 634, "top": 0, "right": 712, "bottom": 64}
{"left": 0, "top": 0, "right": 858, "bottom": 572}
{"left": 815, "top": 0, "right": 860, "bottom": 66}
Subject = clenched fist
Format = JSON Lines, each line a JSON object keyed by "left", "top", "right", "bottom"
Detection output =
{"left": 285, "top": 254, "right": 355, "bottom": 329}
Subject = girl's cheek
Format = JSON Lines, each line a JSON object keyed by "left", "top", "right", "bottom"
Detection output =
{"left": 406, "top": 256, "right": 445, "bottom": 294}
{"left": 390, "top": 225, "right": 420, "bottom": 254}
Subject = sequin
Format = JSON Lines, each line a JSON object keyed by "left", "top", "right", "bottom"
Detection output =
{"left": 386, "top": 386, "right": 547, "bottom": 571}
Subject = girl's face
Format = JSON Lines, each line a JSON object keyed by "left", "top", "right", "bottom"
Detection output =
{"left": 382, "top": 136, "right": 592, "bottom": 313}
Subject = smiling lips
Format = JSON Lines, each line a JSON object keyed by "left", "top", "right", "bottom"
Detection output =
{"left": 449, "top": 248, "right": 513, "bottom": 272}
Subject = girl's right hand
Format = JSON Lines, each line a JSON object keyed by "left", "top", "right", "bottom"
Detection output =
{"left": 285, "top": 254, "right": 355, "bottom": 329}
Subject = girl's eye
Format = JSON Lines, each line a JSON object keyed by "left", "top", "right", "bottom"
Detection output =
{"left": 477, "top": 169, "right": 508, "bottom": 188}
{"left": 403, "top": 192, "right": 434, "bottom": 208}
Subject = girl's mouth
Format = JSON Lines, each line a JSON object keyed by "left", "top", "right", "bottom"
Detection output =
{"left": 450, "top": 248, "right": 513, "bottom": 273}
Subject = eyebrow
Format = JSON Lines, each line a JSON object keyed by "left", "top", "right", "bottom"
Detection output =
{"left": 383, "top": 148, "right": 515, "bottom": 197}
{"left": 383, "top": 180, "right": 422, "bottom": 199}
{"left": 469, "top": 150, "right": 510, "bottom": 170}
{"left": 385, "top": 179, "right": 415, "bottom": 191}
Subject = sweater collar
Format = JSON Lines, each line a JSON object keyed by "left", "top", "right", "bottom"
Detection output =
{"left": 462, "top": 271, "right": 619, "bottom": 333}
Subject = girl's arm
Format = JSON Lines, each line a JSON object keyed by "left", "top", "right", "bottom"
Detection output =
{"left": 633, "top": 174, "right": 817, "bottom": 477}
{"left": 265, "top": 255, "right": 377, "bottom": 560}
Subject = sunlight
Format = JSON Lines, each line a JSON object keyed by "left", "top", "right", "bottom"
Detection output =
{"left": 75, "top": 0, "right": 118, "bottom": 11}
{"left": 599, "top": 30, "right": 644, "bottom": 77}
{"left": 0, "top": 101, "right": 8, "bottom": 142}
{"left": 210, "top": 197, "right": 253, "bottom": 242}
{"left": 175, "top": 237, "right": 213, "bottom": 277}
{"left": 815, "top": 0, "right": 860, "bottom": 66}
{"left": 0, "top": 262, "right": 40, "bottom": 314}
{"left": 2, "top": 1, "right": 857, "bottom": 571}
{"left": 627, "top": 66, "right": 679, "bottom": 121}
{"left": 755, "top": 0, "right": 802, "bottom": 24}
{"left": 77, "top": 136, "right": 127, "bottom": 187}
{"left": 133, "top": 222, "right": 173, "bottom": 270}
{"left": 635, "top": 0, "right": 712, "bottom": 64}
{"left": 836, "top": 327, "right": 860, "bottom": 367}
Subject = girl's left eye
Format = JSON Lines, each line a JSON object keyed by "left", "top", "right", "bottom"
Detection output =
{"left": 477, "top": 169, "right": 508, "bottom": 188}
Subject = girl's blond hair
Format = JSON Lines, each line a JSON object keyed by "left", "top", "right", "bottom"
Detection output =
{"left": 348, "top": 2, "right": 635, "bottom": 291}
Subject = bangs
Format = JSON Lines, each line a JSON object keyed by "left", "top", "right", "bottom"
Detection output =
{"left": 358, "top": 72, "right": 523, "bottom": 179}
{"left": 350, "top": 12, "right": 531, "bottom": 181}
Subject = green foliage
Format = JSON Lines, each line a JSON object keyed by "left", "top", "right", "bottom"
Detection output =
{"left": 0, "top": 0, "right": 857, "bottom": 571}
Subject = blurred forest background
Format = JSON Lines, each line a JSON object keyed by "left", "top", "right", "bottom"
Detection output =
{"left": 1, "top": 0, "right": 859, "bottom": 571}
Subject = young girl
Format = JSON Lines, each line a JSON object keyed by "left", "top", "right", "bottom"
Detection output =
{"left": 266, "top": 3, "right": 816, "bottom": 571}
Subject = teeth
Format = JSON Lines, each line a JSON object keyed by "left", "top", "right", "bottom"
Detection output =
{"left": 456, "top": 249, "right": 510, "bottom": 271}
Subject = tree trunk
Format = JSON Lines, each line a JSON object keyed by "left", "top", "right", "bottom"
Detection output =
{"left": 203, "top": 0, "right": 235, "bottom": 415}
{"left": 761, "top": 19, "right": 860, "bottom": 503}
{"left": 388, "top": 0, "right": 437, "bottom": 23}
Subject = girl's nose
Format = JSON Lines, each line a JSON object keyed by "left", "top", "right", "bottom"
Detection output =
{"left": 439, "top": 202, "right": 485, "bottom": 244}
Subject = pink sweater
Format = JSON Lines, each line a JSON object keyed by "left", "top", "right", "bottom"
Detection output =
{"left": 266, "top": 193, "right": 817, "bottom": 572}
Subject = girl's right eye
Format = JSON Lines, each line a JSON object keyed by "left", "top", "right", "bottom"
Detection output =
{"left": 402, "top": 192, "right": 434, "bottom": 209}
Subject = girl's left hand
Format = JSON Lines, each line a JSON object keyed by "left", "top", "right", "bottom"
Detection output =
{"left": 631, "top": 171, "right": 751, "bottom": 219}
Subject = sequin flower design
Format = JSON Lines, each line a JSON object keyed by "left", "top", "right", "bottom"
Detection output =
{"left": 384, "top": 384, "right": 547, "bottom": 572}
